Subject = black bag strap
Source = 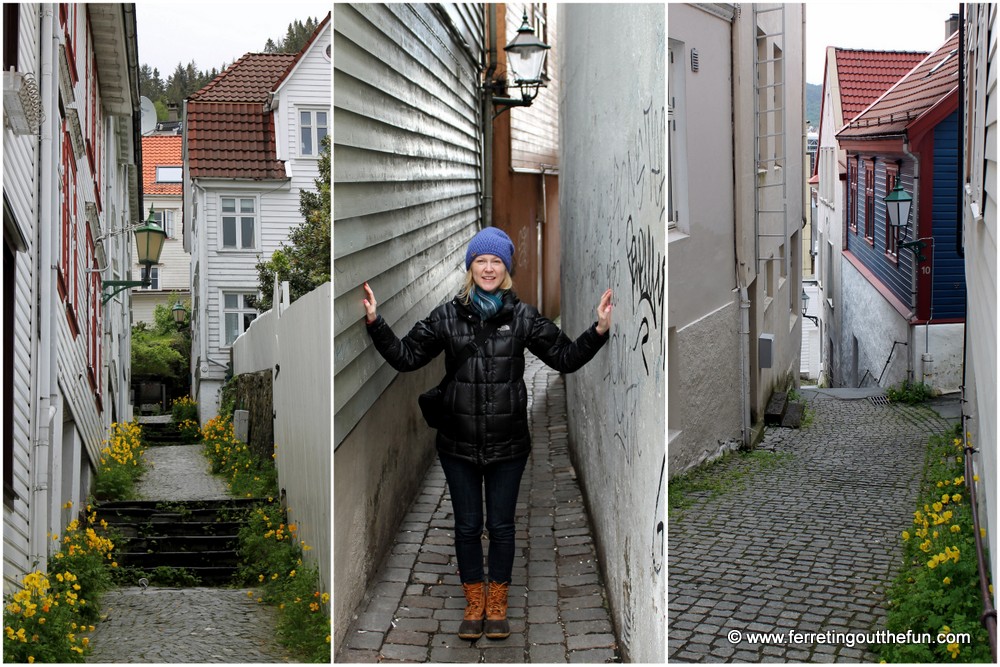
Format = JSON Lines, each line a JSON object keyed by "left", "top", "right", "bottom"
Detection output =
{"left": 438, "top": 320, "right": 501, "bottom": 388}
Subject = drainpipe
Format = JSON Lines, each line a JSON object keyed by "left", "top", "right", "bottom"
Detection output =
{"left": 31, "top": 3, "right": 59, "bottom": 571}
{"left": 538, "top": 164, "right": 549, "bottom": 312}
{"left": 481, "top": 4, "right": 497, "bottom": 230}
{"left": 739, "top": 286, "right": 752, "bottom": 446}
{"left": 956, "top": 3, "right": 965, "bottom": 258}
{"left": 902, "top": 141, "right": 920, "bottom": 381}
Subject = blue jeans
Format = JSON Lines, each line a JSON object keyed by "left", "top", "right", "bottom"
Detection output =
{"left": 438, "top": 453, "right": 528, "bottom": 584}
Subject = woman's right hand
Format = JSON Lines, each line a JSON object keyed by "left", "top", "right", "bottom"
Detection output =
{"left": 363, "top": 282, "right": 377, "bottom": 324}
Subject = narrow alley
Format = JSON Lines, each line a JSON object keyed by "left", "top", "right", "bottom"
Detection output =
{"left": 336, "top": 353, "right": 620, "bottom": 663}
{"left": 86, "top": 421, "right": 294, "bottom": 663}
{"left": 668, "top": 389, "right": 958, "bottom": 662}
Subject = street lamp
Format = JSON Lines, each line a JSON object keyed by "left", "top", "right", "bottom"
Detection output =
{"left": 885, "top": 181, "right": 927, "bottom": 262}
{"left": 488, "top": 11, "right": 550, "bottom": 117}
{"left": 101, "top": 205, "right": 167, "bottom": 304}
{"left": 800, "top": 288, "right": 819, "bottom": 326}
{"left": 171, "top": 300, "right": 187, "bottom": 327}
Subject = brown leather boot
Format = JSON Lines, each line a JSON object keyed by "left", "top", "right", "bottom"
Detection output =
{"left": 458, "top": 581, "right": 487, "bottom": 639}
{"left": 484, "top": 581, "right": 511, "bottom": 639}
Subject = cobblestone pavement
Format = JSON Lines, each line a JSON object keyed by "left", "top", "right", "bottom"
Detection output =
{"left": 87, "top": 434, "right": 290, "bottom": 662}
{"left": 86, "top": 588, "right": 294, "bottom": 663}
{"left": 668, "top": 392, "right": 956, "bottom": 663}
{"left": 336, "top": 352, "right": 619, "bottom": 663}
{"left": 136, "top": 444, "right": 230, "bottom": 501}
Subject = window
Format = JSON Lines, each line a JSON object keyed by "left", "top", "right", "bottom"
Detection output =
{"left": 220, "top": 196, "right": 256, "bottom": 249}
{"left": 139, "top": 267, "right": 159, "bottom": 290}
{"left": 299, "top": 109, "right": 328, "bottom": 157}
{"left": 531, "top": 3, "right": 549, "bottom": 80}
{"left": 885, "top": 166, "right": 899, "bottom": 260}
{"left": 847, "top": 159, "right": 857, "bottom": 233}
{"left": 4, "top": 4, "right": 19, "bottom": 72}
{"left": 4, "top": 237, "right": 16, "bottom": 507}
{"left": 223, "top": 292, "right": 257, "bottom": 345}
{"left": 156, "top": 166, "right": 182, "bottom": 183}
{"left": 667, "top": 39, "right": 687, "bottom": 233}
{"left": 151, "top": 209, "right": 175, "bottom": 238}
{"left": 863, "top": 160, "right": 875, "bottom": 244}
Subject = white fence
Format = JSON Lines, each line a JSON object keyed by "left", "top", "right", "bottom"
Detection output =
{"left": 233, "top": 282, "right": 331, "bottom": 592}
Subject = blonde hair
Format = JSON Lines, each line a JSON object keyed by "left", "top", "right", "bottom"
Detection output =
{"left": 458, "top": 269, "right": 513, "bottom": 304}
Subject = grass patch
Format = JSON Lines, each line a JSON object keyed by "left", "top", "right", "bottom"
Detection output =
{"left": 886, "top": 380, "right": 934, "bottom": 404}
{"left": 877, "top": 425, "right": 993, "bottom": 663}
{"left": 669, "top": 449, "right": 793, "bottom": 519}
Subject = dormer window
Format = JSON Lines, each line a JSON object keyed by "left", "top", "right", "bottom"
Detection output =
{"left": 156, "top": 166, "right": 182, "bottom": 182}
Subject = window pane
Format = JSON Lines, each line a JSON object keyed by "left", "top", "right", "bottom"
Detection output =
{"left": 225, "top": 313, "right": 238, "bottom": 345}
{"left": 240, "top": 198, "right": 255, "bottom": 213}
{"left": 317, "top": 125, "right": 328, "bottom": 147}
{"left": 241, "top": 217, "right": 254, "bottom": 248}
{"left": 300, "top": 110, "right": 311, "bottom": 127}
{"left": 243, "top": 312, "right": 256, "bottom": 331}
{"left": 317, "top": 111, "right": 327, "bottom": 128}
{"left": 301, "top": 126, "right": 312, "bottom": 155}
{"left": 221, "top": 198, "right": 235, "bottom": 213}
{"left": 222, "top": 217, "right": 236, "bottom": 247}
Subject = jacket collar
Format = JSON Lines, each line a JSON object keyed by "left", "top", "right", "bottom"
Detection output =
{"left": 454, "top": 290, "right": 518, "bottom": 323}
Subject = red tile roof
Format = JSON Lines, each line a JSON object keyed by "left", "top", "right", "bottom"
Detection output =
{"left": 186, "top": 53, "right": 296, "bottom": 180}
{"left": 834, "top": 48, "right": 929, "bottom": 126}
{"left": 838, "top": 33, "right": 959, "bottom": 140}
{"left": 142, "top": 135, "right": 183, "bottom": 194}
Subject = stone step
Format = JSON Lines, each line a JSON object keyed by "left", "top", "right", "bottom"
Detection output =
{"left": 781, "top": 401, "right": 805, "bottom": 428}
{"left": 764, "top": 391, "right": 788, "bottom": 426}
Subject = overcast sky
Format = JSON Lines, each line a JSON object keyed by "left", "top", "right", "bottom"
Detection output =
{"left": 136, "top": 2, "right": 330, "bottom": 75}
{"left": 806, "top": 2, "right": 960, "bottom": 85}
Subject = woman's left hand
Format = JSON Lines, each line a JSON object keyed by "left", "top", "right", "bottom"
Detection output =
{"left": 596, "top": 289, "right": 613, "bottom": 335}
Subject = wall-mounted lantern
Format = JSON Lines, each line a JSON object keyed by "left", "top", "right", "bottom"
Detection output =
{"left": 101, "top": 205, "right": 166, "bottom": 304}
{"left": 487, "top": 12, "right": 550, "bottom": 117}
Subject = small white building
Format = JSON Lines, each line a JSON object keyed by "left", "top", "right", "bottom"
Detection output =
{"left": 183, "top": 15, "right": 331, "bottom": 423}
{"left": 132, "top": 135, "right": 189, "bottom": 324}
{"left": 3, "top": 3, "right": 142, "bottom": 589}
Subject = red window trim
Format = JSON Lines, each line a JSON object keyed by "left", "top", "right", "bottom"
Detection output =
{"left": 884, "top": 167, "right": 899, "bottom": 264}
{"left": 848, "top": 160, "right": 858, "bottom": 234}
{"left": 863, "top": 159, "right": 875, "bottom": 246}
{"left": 61, "top": 4, "right": 78, "bottom": 86}
{"left": 65, "top": 301, "right": 79, "bottom": 338}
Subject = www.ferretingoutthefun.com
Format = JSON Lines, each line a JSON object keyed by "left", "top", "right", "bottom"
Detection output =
{"left": 726, "top": 629, "right": 972, "bottom": 648}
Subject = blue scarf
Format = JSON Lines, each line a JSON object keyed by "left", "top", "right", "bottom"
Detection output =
{"left": 471, "top": 287, "right": 504, "bottom": 320}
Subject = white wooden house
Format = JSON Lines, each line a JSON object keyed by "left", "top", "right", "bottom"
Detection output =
{"left": 131, "top": 135, "right": 190, "bottom": 324}
{"left": 183, "top": 14, "right": 330, "bottom": 424}
{"left": 3, "top": 3, "right": 142, "bottom": 589}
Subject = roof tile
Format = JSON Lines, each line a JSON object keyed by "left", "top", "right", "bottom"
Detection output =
{"left": 142, "top": 135, "right": 183, "bottom": 194}
{"left": 834, "top": 48, "right": 929, "bottom": 126}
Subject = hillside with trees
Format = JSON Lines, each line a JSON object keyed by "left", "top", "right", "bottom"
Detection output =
{"left": 139, "top": 17, "right": 322, "bottom": 120}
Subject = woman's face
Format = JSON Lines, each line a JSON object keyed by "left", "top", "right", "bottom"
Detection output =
{"left": 470, "top": 254, "right": 507, "bottom": 292}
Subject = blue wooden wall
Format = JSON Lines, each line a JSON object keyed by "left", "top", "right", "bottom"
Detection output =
{"left": 930, "top": 111, "right": 967, "bottom": 320}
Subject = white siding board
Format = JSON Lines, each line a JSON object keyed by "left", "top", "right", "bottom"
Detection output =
{"left": 333, "top": 2, "right": 483, "bottom": 447}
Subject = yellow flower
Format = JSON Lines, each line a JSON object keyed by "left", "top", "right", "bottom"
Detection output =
{"left": 27, "top": 657, "right": 34, "bottom": 664}
{"left": 246, "top": 591, "right": 254, "bottom": 598}
{"left": 946, "top": 643, "right": 960, "bottom": 659}
{"left": 950, "top": 525, "right": 961, "bottom": 533}
{"left": 941, "top": 493, "right": 950, "bottom": 505}
{"left": 932, "top": 502, "right": 943, "bottom": 513}
{"left": 943, "top": 577, "right": 951, "bottom": 585}
{"left": 289, "top": 570, "right": 296, "bottom": 578}
{"left": 258, "top": 574, "right": 265, "bottom": 583}
{"left": 951, "top": 494, "right": 961, "bottom": 503}
{"left": 309, "top": 602, "right": 320, "bottom": 612}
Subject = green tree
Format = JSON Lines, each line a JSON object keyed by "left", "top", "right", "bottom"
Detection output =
{"left": 131, "top": 303, "right": 191, "bottom": 394}
{"left": 250, "top": 135, "right": 330, "bottom": 311}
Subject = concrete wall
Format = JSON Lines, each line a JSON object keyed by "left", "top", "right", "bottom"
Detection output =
{"left": 559, "top": 5, "right": 665, "bottom": 662}
{"left": 667, "top": 3, "right": 743, "bottom": 474}
{"left": 840, "top": 261, "right": 910, "bottom": 388}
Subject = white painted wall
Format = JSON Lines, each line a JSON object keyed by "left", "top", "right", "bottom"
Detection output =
{"left": 560, "top": 5, "right": 664, "bottom": 662}
{"left": 231, "top": 283, "right": 331, "bottom": 593}
{"left": 840, "top": 261, "right": 911, "bottom": 388}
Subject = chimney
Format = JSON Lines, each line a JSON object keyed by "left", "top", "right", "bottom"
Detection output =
{"left": 167, "top": 102, "right": 179, "bottom": 122}
{"left": 946, "top": 13, "right": 960, "bottom": 38}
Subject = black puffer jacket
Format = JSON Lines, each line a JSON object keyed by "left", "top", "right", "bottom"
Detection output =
{"left": 366, "top": 291, "right": 608, "bottom": 465}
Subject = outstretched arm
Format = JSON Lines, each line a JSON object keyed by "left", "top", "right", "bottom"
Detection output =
{"left": 527, "top": 290, "right": 612, "bottom": 373}
{"left": 363, "top": 283, "right": 442, "bottom": 372}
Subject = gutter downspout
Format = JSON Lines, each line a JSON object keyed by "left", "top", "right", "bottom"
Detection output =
{"left": 957, "top": 4, "right": 965, "bottom": 258}
{"left": 731, "top": 7, "right": 751, "bottom": 447}
{"left": 31, "top": 3, "right": 59, "bottom": 571}
{"left": 481, "top": 4, "right": 497, "bottom": 230}
{"left": 902, "top": 141, "right": 920, "bottom": 381}
{"left": 538, "top": 165, "right": 548, "bottom": 312}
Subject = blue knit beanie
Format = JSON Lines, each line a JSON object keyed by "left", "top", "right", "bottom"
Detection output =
{"left": 465, "top": 227, "right": 515, "bottom": 273}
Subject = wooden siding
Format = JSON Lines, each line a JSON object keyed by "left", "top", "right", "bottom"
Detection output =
{"left": 845, "top": 156, "right": 915, "bottom": 311}
{"left": 930, "top": 112, "right": 966, "bottom": 320}
{"left": 333, "top": 3, "right": 484, "bottom": 448}
{"left": 3, "top": 2, "right": 39, "bottom": 591}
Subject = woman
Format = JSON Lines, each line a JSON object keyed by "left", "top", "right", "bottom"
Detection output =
{"left": 363, "top": 226, "right": 612, "bottom": 641}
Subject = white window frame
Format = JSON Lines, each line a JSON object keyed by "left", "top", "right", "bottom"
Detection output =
{"left": 151, "top": 209, "right": 176, "bottom": 239}
{"left": 139, "top": 266, "right": 159, "bottom": 290}
{"left": 221, "top": 291, "right": 258, "bottom": 347}
{"left": 218, "top": 195, "right": 259, "bottom": 251}
{"left": 298, "top": 107, "right": 329, "bottom": 158}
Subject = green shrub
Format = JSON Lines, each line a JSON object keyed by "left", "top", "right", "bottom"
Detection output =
{"left": 91, "top": 422, "right": 146, "bottom": 501}
{"left": 886, "top": 380, "right": 934, "bottom": 404}
{"left": 170, "top": 395, "right": 199, "bottom": 423}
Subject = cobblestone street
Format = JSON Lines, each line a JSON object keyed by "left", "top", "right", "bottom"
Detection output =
{"left": 86, "top": 436, "right": 292, "bottom": 663}
{"left": 336, "top": 353, "right": 620, "bottom": 663}
{"left": 668, "top": 390, "right": 957, "bottom": 662}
